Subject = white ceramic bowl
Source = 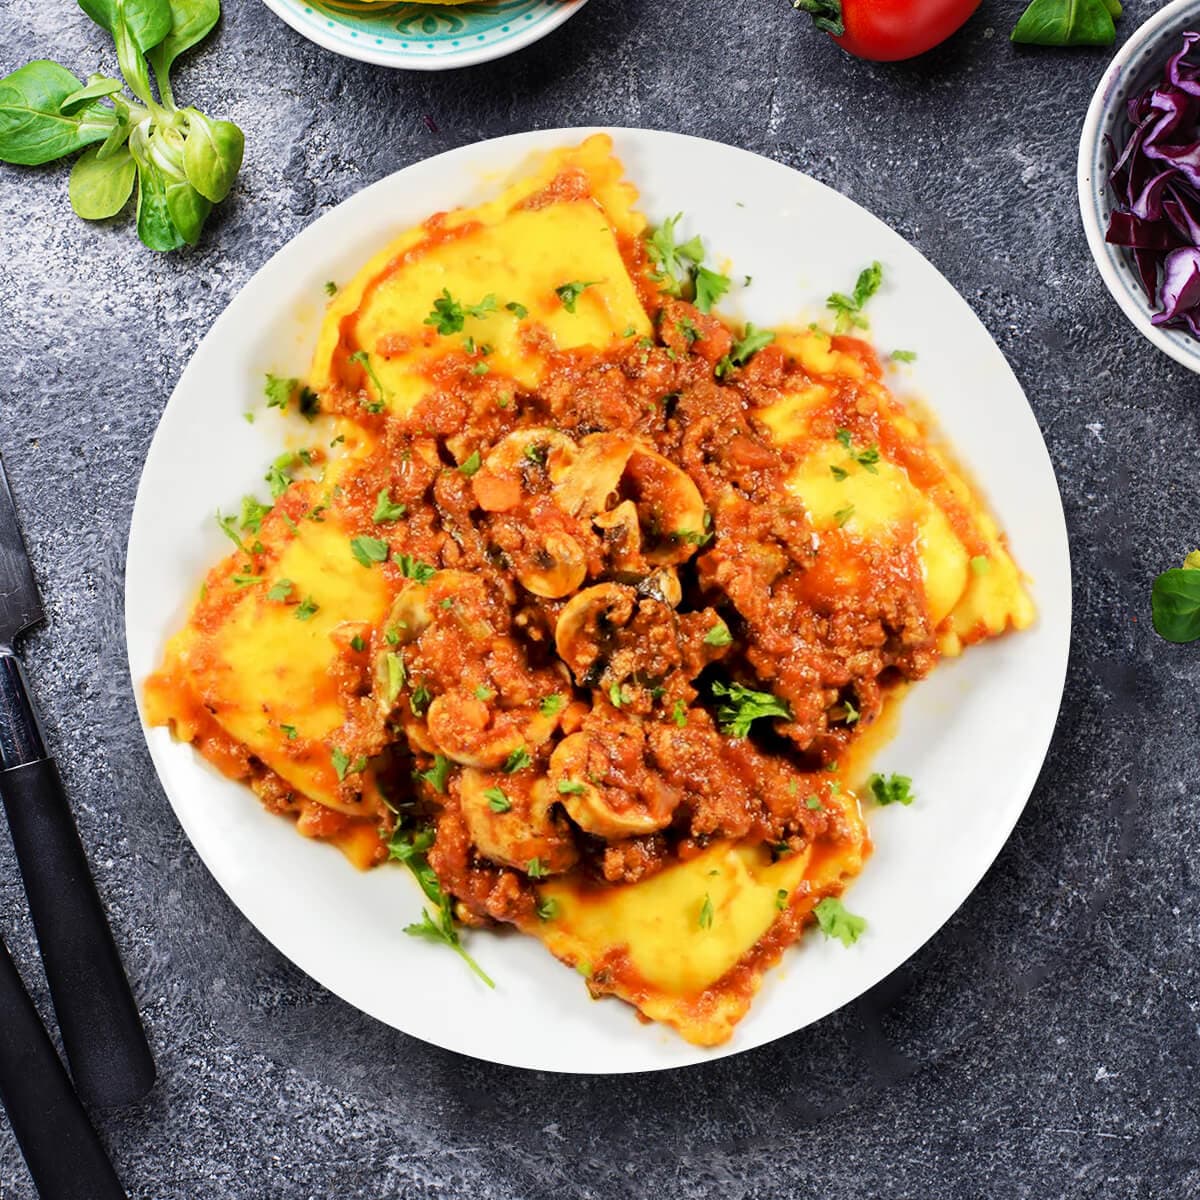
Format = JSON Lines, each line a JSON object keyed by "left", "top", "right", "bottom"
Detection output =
{"left": 1079, "top": 0, "right": 1200, "bottom": 372}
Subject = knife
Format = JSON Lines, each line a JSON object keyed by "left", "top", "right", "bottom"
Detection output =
{"left": 0, "top": 450, "right": 155, "bottom": 1107}
{"left": 0, "top": 930, "right": 129, "bottom": 1200}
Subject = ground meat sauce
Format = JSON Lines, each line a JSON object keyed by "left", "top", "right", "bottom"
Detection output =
{"left": 317, "top": 296, "right": 937, "bottom": 929}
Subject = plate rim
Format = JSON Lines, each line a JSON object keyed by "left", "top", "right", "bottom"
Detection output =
{"left": 257, "top": 0, "right": 589, "bottom": 70}
{"left": 126, "top": 126, "right": 1073, "bottom": 1073}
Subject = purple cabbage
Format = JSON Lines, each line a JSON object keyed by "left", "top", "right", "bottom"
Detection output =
{"left": 1105, "top": 31, "right": 1200, "bottom": 333}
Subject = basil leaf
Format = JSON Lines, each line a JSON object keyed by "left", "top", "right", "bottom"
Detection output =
{"left": 77, "top": 0, "right": 172, "bottom": 51}
{"left": 60, "top": 73, "right": 124, "bottom": 115}
{"left": 148, "top": 0, "right": 219, "bottom": 78}
{"left": 181, "top": 107, "right": 243, "bottom": 202}
{"left": 1151, "top": 565, "right": 1200, "bottom": 643}
{"left": 69, "top": 143, "right": 135, "bottom": 218}
{"left": 1011, "top": 0, "right": 1117, "bottom": 46}
{"left": 0, "top": 61, "right": 116, "bottom": 165}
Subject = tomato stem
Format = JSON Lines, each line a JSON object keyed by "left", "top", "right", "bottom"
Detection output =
{"left": 792, "top": 0, "right": 845, "bottom": 37}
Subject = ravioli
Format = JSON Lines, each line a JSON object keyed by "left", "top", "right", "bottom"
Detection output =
{"left": 147, "top": 135, "right": 1033, "bottom": 1045}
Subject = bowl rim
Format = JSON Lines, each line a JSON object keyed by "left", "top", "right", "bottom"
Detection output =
{"left": 257, "top": 0, "right": 589, "bottom": 71}
{"left": 1077, "top": 0, "right": 1200, "bottom": 374}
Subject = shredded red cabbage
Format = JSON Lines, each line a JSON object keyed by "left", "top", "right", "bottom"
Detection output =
{"left": 1105, "top": 31, "right": 1200, "bottom": 331}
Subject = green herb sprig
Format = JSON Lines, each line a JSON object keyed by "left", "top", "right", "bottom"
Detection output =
{"left": 0, "top": 0, "right": 244, "bottom": 250}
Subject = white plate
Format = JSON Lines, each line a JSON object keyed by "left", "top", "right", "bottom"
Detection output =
{"left": 126, "top": 128, "right": 1071, "bottom": 1074}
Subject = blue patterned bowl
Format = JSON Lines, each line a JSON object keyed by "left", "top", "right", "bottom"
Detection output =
{"left": 1078, "top": 0, "right": 1200, "bottom": 373}
{"left": 260, "top": 0, "right": 589, "bottom": 70}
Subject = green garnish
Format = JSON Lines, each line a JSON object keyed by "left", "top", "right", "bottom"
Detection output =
{"left": 484, "top": 787, "right": 512, "bottom": 813}
{"left": 868, "top": 772, "right": 914, "bottom": 807}
{"left": 347, "top": 350, "right": 387, "bottom": 411}
{"left": 672, "top": 699, "right": 687, "bottom": 727}
{"left": 526, "top": 857, "right": 547, "bottom": 879}
{"left": 556, "top": 779, "right": 587, "bottom": 795}
{"left": 280, "top": 724, "right": 298, "bottom": 740}
{"left": 373, "top": 489, "right": 406, "bottom": 523}
{"left": 295, "top": 595, "right": 319, "bottom": 621}
{"left": 458, "top": 450, "right": 482, "bottom": 476}
{"left": 506, "top": 300, "right": 529, "bottom": 319}
{"left": 536, "top": 897, "right": 559, "bottom": 921}
{"left": 806, "top": 795, "right": 823, "bottom": 810}
{"left": 350, "top": 535, "right": 389, "bottom": 568}
{"left": 645, "top": 213, "right": 705, "bottom": 296}
{"left": 775, "top": 888, "right": 789, "bottom": 912}
{"left": 239, "top": 496, "right": 272, "bottom": 533}
{"left": 266, "top": 578, "right": 293, "bottom": 602}
{"left": 827, "top": 261, "right": 883, "bottom": 333}
{"left": 264, "top": 374, "right": 297, "bottom": 410}
{"left": 704, "top": 621, "right": 732, "bottom": 647}
{"left": 396, "top": 554, "right": 436, "bottom": 583}
{"left": 331, "top": 747, "right": 366, "bottom": 781}
{"left": 693, "top": 265, "right": 731, "bottom": 314}
{"left": 970, "top": 555, "right": 990, "bottom": 576}
{"left": 324, "top": 281, "right": 337, "bottom": 296}
{"left": 540, "top": 693, "right": 565, "bottom": 717}
{"left": 417, "top": 754, "right": 451, "bottom": 795}
{"left": 384, "top": 652, "right": 406, "bottom": 705}
{"left": 813, "top": 897, "right": 867, "bottom": 947}
{"left": 833, "top": 504, "right": 855, "bottom": 528}
{"left": 698, "top": 893, "right": 714, "bottom": 930}
{"left": 715, "top": 324, "right": 775, "bottom": 377}
{"left": 555, "top": 280, "right": 600, "bottom": 313}
{"left": 503, "top": 747, "right": 532, "bottom": 774}
{"left": 711, "top": 680, "right": 792, "bottom": 738}
{"left": 350, "top": 635, "right": 366, "bottom": 652}
{"left": 891, "top": 349, "right": 917, "bottom": 363}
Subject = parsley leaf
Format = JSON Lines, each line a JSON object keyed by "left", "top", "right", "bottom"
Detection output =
{"left": 347, "top": 350, "right": 387, "bottom": 412}
{"left": 827, "top": 261, "right": 883, "bottom": 333}
{"left": 506, "top": 300, "right": 529, "bottom": 319}
{"left": 331, "top": 747, "right": 367, "bottom": 781}
{"left": 484, "top": 787, "right": 512, "bottom": 813}
{"left": 295, "top": 595, "right": 319, "bottom": 621}
{"left": 540, "top": 693, "right": 565, "bottom": 717}
{"left": 425, "top": 289, "right": 465, "bottom": 335}
{"left": 417, "top": 754, "right": 451, "bottom": 795}
{"left": 699, "top": 893, "right": 714, "bottom": 930}
{"left": 556, "top": 778, "right": 586, "bottom": 795}
{"left": 891, "top": 349, "right": 917, "bottom": 363}
{"left": 970, "top": 554, "right": 991, "bottom": 576}
{"left": 869, "top": 772, "right": 914, "bottom": 806}
{"left": 711, "top": 679, "right": 792, "bottom": 738}
{"left": 384, "top": 652, "right": 406, "bottom": 705}
{"left": 373, "top": 489, "right": 406, "bottom": 523}
{"left": 503, "top": 746, "right": 532, "bottom": 773}
{"left": 716, "top": 324, "right": 776, "bottom": 377}
{"left": 240, "top": 496, "right": 272, "bottom": 534}
{"left": 350, "top": 535, "right": 389, "bottom": 568}
{"left": 555, "top": 280, "right": 600, "bottom": 313}
{"left": 280, "top": 724, "right": 298, "bottom": 740}
{"left": 267, "top": 578, "right": 293, "bottom": 602}
{"left": 458, "top": 450, "right": 482, "bottom": 476}
{"left": 775, "top": 888, "right": 789, "bottom": 912}
{"left": 672, "top": 700, "right": 688, "bottom": 727}
{"left": 704, "top": 620, "right": 732, "bottom": 647}
{"left": 263, "top": 373, "right": 297, "bottom": 410}
{"left": 833, "top": 504, "right": 855, "bottom": 528}
{"left": 814, "top": 896, "right": 867, "bottom": 947}
{"left": 397, "top": 553, "right": 436, "bottom": 583}
{"left": 645, "top": 213, "right": 705, "bottom": 295}
{"left": 693, "top": 265, "right": 731, "bottom": 314}
{"left": 536, "top": 897, "right": 559, "bottom": 921}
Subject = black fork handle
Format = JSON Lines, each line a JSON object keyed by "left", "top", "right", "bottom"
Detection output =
{"left": 0, "top": 932, "right": 129, "bottom": 1200}
{"left": 0, "top": 752, "right": 156, "bottom": 1108}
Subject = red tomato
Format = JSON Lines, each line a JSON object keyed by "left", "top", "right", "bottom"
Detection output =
{"left": 795, "top": 0, "right": 981, "bottom": 62}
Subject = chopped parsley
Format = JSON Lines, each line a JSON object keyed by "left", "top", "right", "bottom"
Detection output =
{"left": 324, "top": 281, "right": 337, "bottom": 296}
{"left": 814, "top": 896, "right": 867, "bottom": 947}
{"left": 676, "top": 316, "right": 700, "bottom": 344}
{"left": 775, "top": 888, "right": 789, "bottom": 912}
{"left": 347, "top": 350, "right": 387, "bottom": 411}
{"left": 230, "top": 573, "right": 262, "bottom": 587}
{"left": 540, "top": 693, "right": 565, "bottom": 717}
{"left": 891, "top": 349, "right": 917, "bottom": 363}
{"left": 868, "top": 772, "right": 914, "bottom": 807}
{"left": 506, "top": 300, "right": 529, "bottom": 319}
{"left": 298, "top": 387, "right": 320, "bottom": 421}
{"left": 474, "top": 685, "right": 494, "bottom": 700}
{"left": 472, "top": 362, "right": 489, "bottom": 377}
{"left": 536, "top": 897, "right": 559, "bottom": 921}
{"left": 827, "top": 261, "right": 883, "bottom": 333}
{"left": 645, "top": 213, "right": 705, "bottom": 296}
{"left": 409, "top": 683, "right": 432, "bottom": 716}
{"left": 295, "top": 595, "right": 319, "bottom": 621}
{"left": 266, "top": 578, "right": 293, "bottom": 602}
{"left": 711, "top": 679, "right": 792, "bottom": 738}
{"left": 350, "top": 635, "right": 366, "bottom": 652}
{"left": 833, "top": 504, "right": 855, "bottom": 528}
{"left": 608, "top": 682, "right": 631, "bottom": 708}
{"left": 417, "top": 754, "right": 451, "bottom": 795}
{"left": 840, "top": 695, "right": 860, "bottom": 724}
{"left": 526, "top": 857, "right": 547, "bottom": 879}
{"left": 672, "top": 699, "right": 688, "bottom": 727}
{"left": 263, "top": 373, "right": 296, "bottom": 410}
{"left": 523, "top": 442, "right": 547, "bottom": 465}
{"left": 484, "top": 786, "right": 512, "bottom": 813}
{"left": 970, "top": 555, "right": 991, "bottom": 575}
{"left": 698, "top": 893, "right": 714, "bottom": 930}
{"left": 830, "top": 465, "right": 849, "bottom": 481}
{"left": 350, "top": 535, "right": 389, "bottom": 568}
{"left": 280, "top": 724, "right": 298, "bottom": 740}
{"left": 373, "top": 489, "right": 407, "bottom": 523}
{"left": 704, "top": 620, "right": 732, "bottom": 647}
{"left": 806, "top": 794, "right": 823, "bottom": 810}
{"left": 555, "top": 279, "right": 600, "bottom": 313}
{"left": 458, "top": 450, "right": 482, "bottom": 476}
{"left": 240, "top": 496, "right": 272, "bottom": 534}
{"left": 693, "top": 265, "right": 731, "bottom": 314}
{"left": 397, "top": 553, "right": 437, "bottom": 583}
{"left": 331, "top": 747, "right": 367, "bottom": 781}
{"left": 384, "top": 652, "right": 406, "bottom": 705}
{"left": 503, "top": 746, "right": 532, "bottom": 774}
{"left": 715, "top": 324, "right": 776, "bottom": 377}
{"left": 556, "top": 779, "right": 587, "bottom": 796}
{"left": 390, "top": 822, "right": 493, "bottom": 987}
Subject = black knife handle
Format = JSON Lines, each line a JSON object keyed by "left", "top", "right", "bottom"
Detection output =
{"left": 0, "top": 757, "right": 155, "bottom": 1108}
{"left": 0, "top": 932, "right": 129, "bottom": 1200}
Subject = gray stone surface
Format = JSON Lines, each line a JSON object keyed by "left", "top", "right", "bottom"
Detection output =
{"left": 1, "top": 0, "right": 1198, "bottom": 1196}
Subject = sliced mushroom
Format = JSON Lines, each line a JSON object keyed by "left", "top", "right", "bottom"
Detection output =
{"left": 592, "top": 499, "right": 644, "bottom": 573}
{"left": 550, "top": 731, "right": 679, "bottom": 838}
{"left": 426, "top": 693, "right": 560, "bottom": 769}
{"left": 515, "top": 529, "right": 588, "bottom": 599}
{"left": 554, "top": 432, "right": 635, "bottom": 517}
{"left": 623, "top": 446, "right": 708, "bottom": 565}
{"left": 554, "top": 583, "right": 636, "bottom": 684}
{"left": 459, "top": 768, "right": 578, "bottom": 875}
{"left": 634, "top": 566, "right": 682, "bottom": 607}
{"left": 472, "top": 428, "right": 578, "bottom": 513}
